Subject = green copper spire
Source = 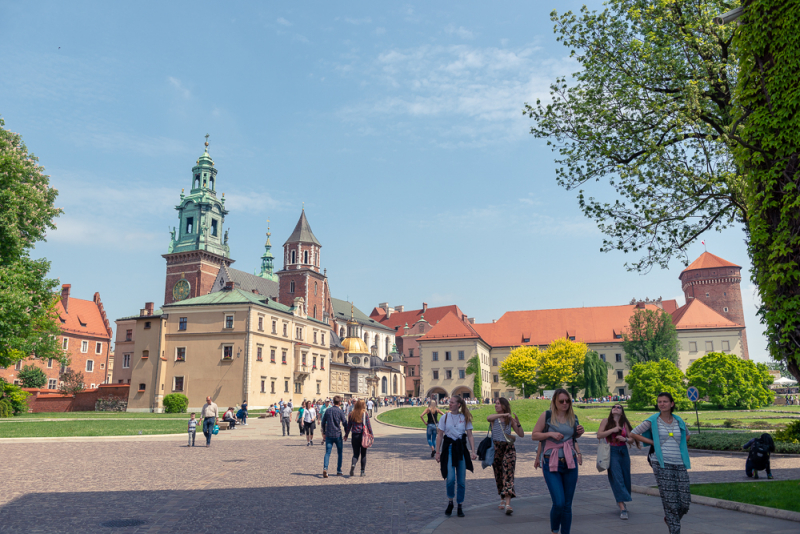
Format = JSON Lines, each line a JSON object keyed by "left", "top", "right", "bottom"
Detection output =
{"left": 256, "top": 219, "right": 278, "bottom": 281}
{"left": 167, "top": 135, "right": 230, "bottom": 258}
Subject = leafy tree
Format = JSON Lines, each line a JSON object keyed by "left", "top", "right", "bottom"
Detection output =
{"left": 18, "top": 364, "right": 47, "bottom": 389}
{"left": 621, "top": 308, "right": 680, "bottom": 368}
{"left": 0, "top": 117, "right": 64, "bottom": 368}
{"left": 525, "top": 0, "right": 743, "bottom": 272}
{"left": 731, "top": 0, "right": 800, "bottom": 383}
{"left": 625, "top": 360, "right": 692, "bottom": 411}
{"left": 687, "top": 352, "right": 773, "bottom": 408}
{"left": 465, "top": 355, "right": 483, "bottom": 400}
{"left": 498, "top": 347, "right": 541, "bottom": 398}
{"left": 581, "top": 350, "right": 613, "bottom": 398}
{"left": 539, "top": 337, "right": 587, "bottom": 390}
{"left": 58, "top": 369, "right": 84, "bottom": 396}
{"left": 163, "top": 393, "right": 189, "bottom": 414}
{"left": 0, "top": 377, "right": 30, "bottom": 415}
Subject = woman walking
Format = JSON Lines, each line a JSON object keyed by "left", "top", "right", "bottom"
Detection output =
{"left": 631, "top": 392, "right": 691, "bottom": 534}
{"left": 435, "top": 396, "right": 477, "bottom": 518}
{"left": 487, "top": 397, "right": 523, "bottom": 515}
{"left": 303, "top": 400, "right": 317, "bottom": 446}
{"left": 344, "top": 399, "right": 373, "bottom": 476}
{"left": 530, "top": 388, "right": 585, "bottom": 534}
{"left": 420, "top": 400, "right": 444, "bottom": 457}
{"left": 597, "top": 404, "right": 638, "bottom": 519}
{"left": 297, "top": 403, "right": 305, "bottom": 436}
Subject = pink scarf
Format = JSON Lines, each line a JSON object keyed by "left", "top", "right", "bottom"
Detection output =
{"left": 543, "top": 438, "right": 577, "bottom": 471}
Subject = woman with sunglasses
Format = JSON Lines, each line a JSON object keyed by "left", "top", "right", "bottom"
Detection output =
{"left": 530, "top": 389, "right": 585, "bottom": 534}
{"left": 486, "top": 397, "right": 524, "bottom": 515}
{"left": 597, "top": 404, "right": 639, "bottom": 519}
{"left": 631, "top": 392, "right": 691, "bottom": 534}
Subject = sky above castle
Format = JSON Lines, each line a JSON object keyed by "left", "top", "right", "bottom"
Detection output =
{"left": 2, "top": 1, "right": 768, "bottom": 362}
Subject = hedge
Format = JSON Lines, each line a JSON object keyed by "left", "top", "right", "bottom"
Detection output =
{"left": 689, "top": 432, "right": 800, "bottom": 454}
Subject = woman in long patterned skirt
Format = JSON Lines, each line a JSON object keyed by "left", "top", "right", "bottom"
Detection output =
{"left": 486, "top": 397, "right": 524, "bottom": 515}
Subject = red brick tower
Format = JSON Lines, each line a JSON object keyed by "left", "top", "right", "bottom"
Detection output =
{"left": 679, "top": 252, "right": 749, "bottom": 359}
{"left": 276, "top": 209, "right": 331, "bottom": 323}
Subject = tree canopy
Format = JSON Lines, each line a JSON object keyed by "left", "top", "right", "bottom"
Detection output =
{"left": 686, "top": 351, "right": 773, "bottom": 408}
{"left": 539, "top": 338, "right": 587, "bottom": 390}
{"left": 526, "top": 0, "right": 743, "bottom": 272}
{"left": 498, "top": 346, "right": 540, "bottom": 397}
{"left": 621, "top": 308, "right": 681, "bottom": 368}
{"left": 581, "top": 350, "right": 612, "bottom": 398}
{"left": 18, "top": 364, "right": 47, "bottom": 389}
{"left": 0, "top": 117, "right": 63, "bottom": 368}
{"left": 625, "top": 359, "right": 692, "bottom": 410}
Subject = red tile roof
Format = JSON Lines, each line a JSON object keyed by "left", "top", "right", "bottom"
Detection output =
{"left": 670, "top": 298, "right": 742, "bottom": 329}
{"left": 682, "top": 252, "right": 740, "bottom": 273}
{"left": 417, "top": 312, "right": 481, "bottom": 341}
{"left": 56, "top": 290, "right": 113, "bottom": 339}
{"left": 372, "top": 304, "right": 467, "bottom": 332}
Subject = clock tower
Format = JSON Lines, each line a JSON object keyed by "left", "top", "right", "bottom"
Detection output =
{"left": 162, "top": 136, "right": 234, "bottom": 305}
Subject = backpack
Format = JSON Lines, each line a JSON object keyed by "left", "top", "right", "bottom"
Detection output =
{"left": 749, "top": 439, "right": 771, "bottom": 471}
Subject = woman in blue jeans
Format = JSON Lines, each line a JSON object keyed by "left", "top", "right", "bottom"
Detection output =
{"left": 597, "top": 404, "right": 638, "bottom": 519}
{"left": 531, "top": 389, "right": 585, "bottom": 534}
{"left": 420, "top": 400, "right": 443, "bottom": 458}
{"left": 435, "top": 396, "right": 477, "bottom": 518}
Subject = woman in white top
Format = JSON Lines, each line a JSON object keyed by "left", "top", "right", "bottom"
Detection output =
{"left": 435, "top": 396, "right": 477, "bottom": 518}
{"left": 303, "top": 400, "right": 317, "bottom": 446}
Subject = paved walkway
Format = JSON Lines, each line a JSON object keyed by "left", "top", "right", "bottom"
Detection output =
{"left": 0, "top": 410, "right": 798, "bottom": 533}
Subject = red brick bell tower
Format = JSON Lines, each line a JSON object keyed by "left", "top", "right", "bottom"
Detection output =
{"left": 276, "top": 209, "right": 331, "bottom": 323}
{"left": 679, "top": 252, "right": 749, "bottom": 359}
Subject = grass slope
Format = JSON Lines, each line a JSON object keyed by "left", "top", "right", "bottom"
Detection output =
{"left": 691, "top": 480, "right": 800, "bottom": 513}
{"left": 0, "top": 420, "right": 186, "bottom": 438}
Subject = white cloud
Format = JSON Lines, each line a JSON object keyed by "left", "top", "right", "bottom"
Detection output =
{"left": 167, "top": 76, "right": 191, "bottom": 99}
{"left": 277, "top": 17, "right": 292, "bottom": 26}
{"left": 445, "top": 24, "right": 474, "bottom": 39}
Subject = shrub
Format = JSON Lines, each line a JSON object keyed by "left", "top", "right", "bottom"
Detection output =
{"left": 163, "top": 393, "right": 189, "bottom": 413}
{"left": 0, "top": 398, "right": 12, "bottom": 418}
{"left": 689, "top": 431, "right": 800, "bottom": 454}
{"left": 18, "top": 364, "right": 47, "bottom": 389}
{"left": 687, "top": 353, "right": 774, "bottom": 409}
{"left": 58, "top": 369, "right": 85, "bottom": 396}
{"left": 722, "top": 419, "right": 740, "bottom": 428}
{"left": 1, "top": 377, "right": 30, "bottom": 415}
{"left": 774, "top": 420, "right": 800, "bottom": 444}
{"left": 625, "top": 360, "right": 691, "bottom": 411}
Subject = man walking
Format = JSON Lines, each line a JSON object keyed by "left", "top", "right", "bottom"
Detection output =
{"left": 281, "top": 403, "right": 293, "bottom": 436}
{"left": 200, "top": 396, "right": 219, "bottom": 448}
{"left": 321, "top": 395, "right": 347, "bottom": 478}
{"left": 367, "top": 398, "right": 374, "bottom": 418}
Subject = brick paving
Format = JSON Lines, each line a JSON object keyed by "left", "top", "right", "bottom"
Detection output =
{"left": 0, "top": 411, "right": 798, "bottom": 533}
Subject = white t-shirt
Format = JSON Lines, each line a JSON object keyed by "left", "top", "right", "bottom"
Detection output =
{"left": 437, "top": 412, "right": 473, "bottom": 440}
{"left": 303, "top": 408, "right": 317, "bottom": 423}
{"left": 367, "top": 400, "right": 374, "bottom": 410}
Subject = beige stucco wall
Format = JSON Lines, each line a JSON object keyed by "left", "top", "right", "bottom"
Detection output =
{"left": 111, "top": 319, "right": 136, "bottom": 386}
{"left": 419, "top": 339, "right": 492, "bottom": 400}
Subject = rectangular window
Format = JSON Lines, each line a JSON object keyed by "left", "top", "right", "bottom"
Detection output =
{"left": 458, "top": 370, "right": 465, "bottom": 379}
{"left": 258, "top": 317, "right": 264, "bottom": 331}
{"left": 445, "top": 370, "right": 452, "bottom": 379}
{"left": 296, "top": 327, "right": 302, "bottom": 340}
{"left": 493, "top": 374, "right": 499, "bottom": 383}
{"left": 144, "top": 321, "right": 151, "bottom": 329}
{"left": 225, "top": 315, "right": 234, "bottom": 329}
{"left": 619, "top": 388, "right": 625, "bottom": 396}
{"left": 47, "top": 358, "right": 53, "bottom": 368}
{"left": 409, "top": 367, "right": 415, "bottom": 377}
{"left": 261, "top": 379, "right": 266, "bottom": 393}
{"left": 616, "top": 370, "right": 624, "bottom": 380}
{"left": 223, "top": 346, "right": 233, "bottom": 360}
{"left": 62, "top": 337, "right": 69, "bottom": 349}
{"left": 705, "top": 341, "right": 713, "bottom": 352}
{"left": 81, "top": 341, "right": 89, "bottom": 353}
{"left": 494, "top": 391, "right": 500, "bottom": 399}
{"left": 432, "top": 370, "right": 439, "bottom": 380}
{"left": 689, "top": 341, "right": 697, "bottom": 352}
{"left": 173, "top": 376, "right": 184, "bottom": 391}
{"left": 321, "top": 333, "right": 325, "bottom": 346}
{"left": 283, "top": 324, "right": 288, "bottom": 337}
{"left": 176, "top": 347, "right": 186, "bottom": 361}
{"left": 313, "top": 356, "right": 317, "bottom": 368}
{"left": 432, "top": 352, "right": 439, "bottom": 361}
{"left": 295, "top": 382, "right": 302, "bottom": 394}
{"left": 272, "top": 320, "right": 277, "bottom": 334}
{"left": 95, "top": 342, "right": 102, "bottom": 354}
{"left": 408, "top": 349, "right": 414, "bottom": 357}
{"left": 313, "top": 332, "right": 318, "bottom": 344}
{"left": 86, "top": 360, "right": 94, "bottom": 372}
{"left": 317, "top": 382, "right": 321, "bottom": 394}
{"left": 186, "top": 217, "right": 193, "bottom": 234}
{"left": 125, "top": 330, "right": 132, "bottom": 341}
{"left": 284, "top": 380, "right": 289, "bottom": 393}
{"left": 302, "top": 353, "right": 307, "bottom": 365}
{"left": 282, "top": 351, "right": 287, "bottom": 364}
{"left": 123, "top": 354, "right": 131, "bottom": 368}
{"left": 458, "top": 350, "right": 465, "bottom": 360}
{"left": 142, "top": 350, "right": 149, "bottom": 359}
{"left": 445, "top": 351, "right": 451, "bottom": 360}
{"left": 211, "top": 218, "right": 218, "bottom": 237}
{"left": 722, "top": 340, "right": 730, "bottom": 351}
{"left": 47, "top": 378, "right": 57, "bottom": 390}
{"left": 492, "top": 358, "right": 498, "bottom": 366}
{"left": 257, "top": 346, "right": 263, "bottom": 361}
{"left": 321, "top": 357, "right": 325, "bottom": 370}
{"left": 179, "top": 317, "right": 187, "bottom": 331}
{"left": 600, "top": 353, "right": 606, "bottom": 362}
{"left": 138, "top": 383, "right": 146, "bottom": 392}
{"left": 270, "top": 349, "right": 276, "bottom": 363}
{"left": 271, "top": 381, "right": 276, "bottom": 394}
{"left": 615, "top": 353, "right": 622, "bottom": 362}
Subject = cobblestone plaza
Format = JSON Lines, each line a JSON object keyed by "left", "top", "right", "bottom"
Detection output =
{"left": 1, "top": 414, "right": 799, "bottom": 533}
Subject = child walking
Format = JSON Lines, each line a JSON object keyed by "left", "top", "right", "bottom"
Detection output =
{"left": 188, "top": 413, "right": 197, "bottom": 447}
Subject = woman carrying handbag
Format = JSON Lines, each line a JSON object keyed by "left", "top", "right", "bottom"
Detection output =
{"left": 344, "top": 399, "right": 373, "bottom": 477}
{"left": 597, "top": 404, "right": 638, "bottom": 520}
{"left": 486, "top": 397, "right": 524, "bottom": 515}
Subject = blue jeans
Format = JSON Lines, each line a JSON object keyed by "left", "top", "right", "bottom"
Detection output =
{"left": 607, "top": 446, "right": 632, "bottom": 503}
{"left": 542, "top": 455, "right": 578, "bottom": 534}
{"left": 426, "top": 424, "right": 437, "bottom": 448}
{"left": 202, "top": 417, "right": 215, "bottom": 445}
{"left": 445, "top": 444, "right": 467, "bottom": 504}
{"left": 324, "top": 436, "right": 343, "bottom": 473}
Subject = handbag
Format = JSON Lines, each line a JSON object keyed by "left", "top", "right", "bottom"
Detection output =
{"left": 502, "top": 418, "right": 517, "bottom": 443}
{"left": 361, "top": 413, "right": 374, "bottom": 448}
{"left": 478, "top": 428, "right": 495, "bottom": 469}
{"left": 212, "top": 424, "right": 220, "bottom": 435}
{"left": 596, "top": 439, "right": 610, "bottom": 472}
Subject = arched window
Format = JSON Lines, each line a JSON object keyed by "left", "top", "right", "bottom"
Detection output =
{"left": 314, "top": 282, "right": 317, "bottom": 295}
{"left": 291, "top": 250, "right": 296, "bottom": 264}
{"left": 304, "top": 250, "right": 309, "bottom": 264}
{"left": 364, "top": 333, "right": 369, "bottom": 346}
{"left": 339, "top": 327, "right": 344, "bottom": 338}
{"left": 289, "top": 281, "right": 295, "bottom": 294}
{"left": 194, "top": 175, "right": 200, "bottom": 188}
{"left": 313, "top": 305, "right": 317, "bottom": 319}
{"left": 381, "top": 376, "right": 387, "bottom": 394}
{"left": 209, "top": 176, "right": 214, "bottom": 190}
{"left": 393, "top": 375, "right": 398, "bottom": 394}
{"left": 385, "top": 337, "right": 390, "bottom": 355}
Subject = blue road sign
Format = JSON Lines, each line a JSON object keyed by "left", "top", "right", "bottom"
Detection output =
{"left": 687, "top": 386, "right": 700, "bottom": 402}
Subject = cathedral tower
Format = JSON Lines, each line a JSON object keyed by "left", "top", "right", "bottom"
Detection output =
{"left": 163, "top": 136, "right": 233, "bottom": 305}
{"left": 276, "top": 209, "right": 330, "bottom": 322}
{"left": 679, "top": 251, "right": 749, "bottom": 359}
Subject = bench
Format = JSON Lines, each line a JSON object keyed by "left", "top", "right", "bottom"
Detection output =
{"left": 217, "top": 421, "right": 230, "bottom": 430}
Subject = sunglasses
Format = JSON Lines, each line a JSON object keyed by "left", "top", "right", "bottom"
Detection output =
{"left": 613, "top": 405, "right": 623, "bottom": 409}
{"left": 557, "top": 399, "right": 571, "bottom": 404}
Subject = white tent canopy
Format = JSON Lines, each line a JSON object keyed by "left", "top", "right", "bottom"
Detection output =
{"left": 774, "top": 376, "right": 798, "bottom": 385}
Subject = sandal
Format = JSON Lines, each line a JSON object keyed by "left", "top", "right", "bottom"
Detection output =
{"left": 498, "top": 503, "right": 506, "bottom": 511}
{"left": 505, "top": 505, "right": 513, "bottom": 516}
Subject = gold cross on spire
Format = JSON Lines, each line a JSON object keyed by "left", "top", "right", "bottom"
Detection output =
{"left": 204, "top": 133, "right": 209, "bottom": 149}
{"left": 266, "top": 218, "right": 271, "bottom": 238}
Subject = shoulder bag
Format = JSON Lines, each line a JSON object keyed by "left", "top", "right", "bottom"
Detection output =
{"left": 478, "top": 428, "right": 495, "bottom": 469}
{"left": 361, "top": 413, "right": 374, "bottom": 448}
{"left": 596, "top": 438, "right": 610, "bottom": 472}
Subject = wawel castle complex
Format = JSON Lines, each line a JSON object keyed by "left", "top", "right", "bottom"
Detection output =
{"left": 2, "top": 140, "right": 750, "bottom": 411}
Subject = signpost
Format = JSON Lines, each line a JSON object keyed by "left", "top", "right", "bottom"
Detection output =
{"left": 687, "top": 386, "right": 701, "bottom": 433}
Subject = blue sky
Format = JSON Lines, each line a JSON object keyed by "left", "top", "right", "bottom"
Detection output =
{"left": 1, "top": 1, "right": 768, "bottom": 361}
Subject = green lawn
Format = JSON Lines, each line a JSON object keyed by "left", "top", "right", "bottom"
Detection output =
{"left": 691, "top": 480, "right": 800, "bottom": 513}
{"left": 0, "top": 419, "right": 187, "bottom": 438}
{"left": 12, "top": 411, "right": 188, "bottom": 419}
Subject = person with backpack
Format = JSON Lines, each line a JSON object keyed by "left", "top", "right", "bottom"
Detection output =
{"left": 486, "top": 397, "right": 524, "bottom": 515}
{"left": 530, "top": 388, "right": 585, "bottom": 534}
{"left": 631, "top": 392, "right": 691, "bottom": 534}
{"left": 597, "top": 404, "right": 639, "bottom": 520}
{"left": 743, "top": 433, "right": 775, "bottom": 479}
{"left": 344, "top": 399, "right": 373, "bottom": 477}
{"left": 435, "top": 395, "right": 478, "bottom": 518}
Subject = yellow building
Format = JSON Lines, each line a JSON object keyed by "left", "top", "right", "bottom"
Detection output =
{"left": 113, "top": 285, "right": 331, "bottom": 412}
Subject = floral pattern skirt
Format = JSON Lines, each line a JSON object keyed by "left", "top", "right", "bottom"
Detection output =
{"left": 492, "top": 441, "right": 517, "bottom": 499}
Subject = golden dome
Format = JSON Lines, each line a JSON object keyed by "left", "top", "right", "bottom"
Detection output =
{"left": 341, "top": 336, "right": 370, "bottom": 355}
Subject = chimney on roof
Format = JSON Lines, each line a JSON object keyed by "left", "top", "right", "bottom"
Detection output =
{"left": 145, "top": 302, "right": 154, "bottom": 316}
{"left": 379, "top": 302, "right": 389, "bottom": 311}
{"left": 61, "top": 284, "right": 71, "bottom": 313}
{"left": 422, "top": 302, "right": 428, "bottom": 313}
{"left": 225, "top": 281, "right": 235, "bottom": 291}
{"left": 387, "top": 308, "right": 393, "bottom": 318}
{"left": 468, "top": 318, "right": 475, "bottom": 324}
{"left": 635, "top": 301, "right": 646, "bottom": 309}
{"left": 396, "top": 305, "right": 404, "bottom": 313}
